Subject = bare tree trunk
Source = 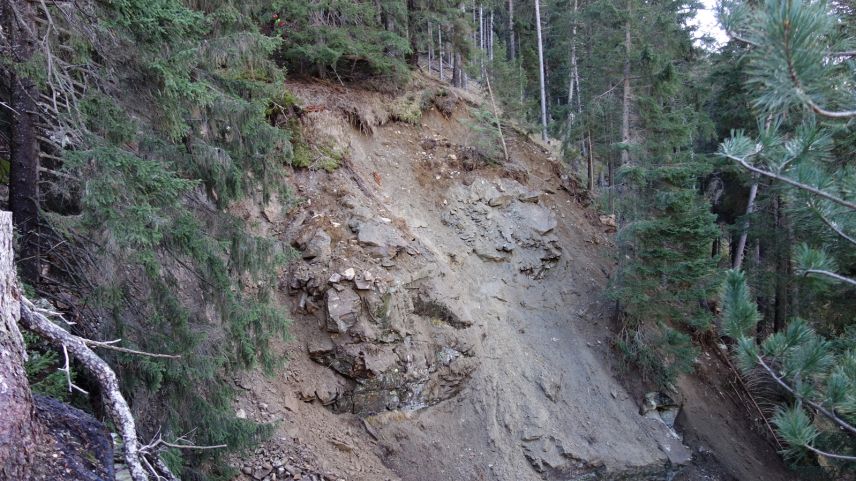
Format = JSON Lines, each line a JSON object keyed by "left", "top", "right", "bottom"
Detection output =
{"left": 587, "top": 130, "right": 595, "bottom": 192}
{"left": 483, "top": 66, "right": 509, "bottom": 163}
{"left": 518, "top": 36, "right": 524, "bottom": 102}
{"left": 620, "top": 0, "right": 632, "bottom": 166}
{"left": 405, "top": 0, "right": 418, "bottom": 66}
{"left": 535, "top": 0, "right": 548, "bottom": 141}
{"left": 439, "top": 28, "right": 445, "bottom": 81}
{"left": 489, "top": 10, "right": 494, "bottom": 61}
{"left": 507, "top": 0, "right": 516, "bottom": 60}
{"left": 0, "top": 210, "right": 40, "bottom": 479}
{"left": 733, "top": 178, "right": 758, "bottom": 270}
{"left": 567, "top": 0, "right": 580, "bottom": 127}
{"left": 428, "top": 23, "right": 434, "bottom": 74}
{"left": 453, "top": 51, "right": 462, "bottom": 87}
{"left": 479, "top": 4, "right": 484, "bottom": 77}
{"left": 7, "top": 0, "right": 40, "bottom": 284}
{"left": 773, "top": 195, "right": 790, "bottom": 332}
{"left": 479, "top": 4, "right": 484, "bottom": 51}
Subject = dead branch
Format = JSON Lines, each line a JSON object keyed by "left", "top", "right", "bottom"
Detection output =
{"left": 18, "top": 299, "right": 182, "bottom": 481}
{"left": 481, "top": 66, "right": 509, "bottom": 163}
{"left": 19, "top": 301, "right": 155, "bottom": 481}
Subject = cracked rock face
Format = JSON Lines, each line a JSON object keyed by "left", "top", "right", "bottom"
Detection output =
{"left": 324, "top": 287, "right": 361, "bottom": 333}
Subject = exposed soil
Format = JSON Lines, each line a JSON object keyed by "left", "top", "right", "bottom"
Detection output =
{"left": 226, "top": 76, "right": 798, "bottom": 481}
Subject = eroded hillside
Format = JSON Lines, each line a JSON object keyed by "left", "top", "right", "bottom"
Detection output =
{"left": 224, "top": 77, "right": 791, "bottom": 481}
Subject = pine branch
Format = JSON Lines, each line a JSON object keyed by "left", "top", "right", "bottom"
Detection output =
{"left": 756, "top": 355, "right": 856, "bottom": 437}
{"left": 804, "top": 98, "right": 856, "bottom": 120}
{"left": 803, "top": 443, "right": 856, "bottom": 462}
{"left": 802, "top": 269, "right": 856, "bottom": 287}
{"left": 722, "top": 153, "right": 856, "bottom": 211}
{"left": 812, "top": 208, "right": 856, "bottom": 247}
{"left": 777, "top": 11, "right": 856, "bottom": 119}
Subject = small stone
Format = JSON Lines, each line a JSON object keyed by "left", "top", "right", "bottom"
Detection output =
{"left": 363, "top": 270, "right": 374, "bottom": 281}
{"left": 474, "top": 246, "right": 507, "bottom": 262}
{"left": 253, "top": 465, "right": 272, "bottom": 480}
{"left": 342, "top": 268, "right": 356, "bottom": 280}
{"left": 448, "top": 154, "right": 457, "bottom": 160}
{"left": 488, "top": 194, "right": 514, "bottom": 208}
{"left": 243, "top": 466, "right": 253, "bottom": 475}
{"left": 518, "top": 191, "right": 541, "bottom": 203}
{"left": 329, "top": 272, "right": 342, "bottom": 283}
{"left": 236, "top": 408, "right": 247, "bottom": 419}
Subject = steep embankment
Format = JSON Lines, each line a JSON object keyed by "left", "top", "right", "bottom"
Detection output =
{"left": 226, "top": 78, "right": 790, "bottom": 481}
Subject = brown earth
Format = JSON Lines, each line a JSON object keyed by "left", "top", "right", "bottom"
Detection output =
{"left": 225, "top": 76, "right": 798, "bottom": 481}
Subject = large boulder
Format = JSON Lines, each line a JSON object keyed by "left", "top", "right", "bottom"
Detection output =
{"left": 302, "top": 229, "right": 332, "bottom": 261}
{"left": 353, "top": 220, "right": 408, "bottom": 257}
{"left": 325, "top": 287, "right": 362, "bottom": 333}
{"left": 514, "top": 202, "right": 557, "bottom": 235}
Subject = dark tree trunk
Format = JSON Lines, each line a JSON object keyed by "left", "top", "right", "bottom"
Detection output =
{"left": 452, "top": 51, "right": 462, "bottom": 87}
{"left": 7, "top": 0, "right": 40, "bottom": 284}
{"left": 773, "top": 195, "right": 790, "bottom": 332}
{"left": 10, "top": 74, "right": 40, "bottom": 284}
{"left": 0, "top": 211, "right": 40, "bottom": 479}
{"left": 507, "top": 0, "right": 515, "bottom": 60}
{"left": 406, "top": 0, "right": 418, "bottom": 66}
{"left": 620, "top": 1, "right": 631, "bottom": 167}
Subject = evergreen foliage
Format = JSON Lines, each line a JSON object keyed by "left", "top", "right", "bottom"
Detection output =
{"left": 607, "top": 0, "right": 720, "bottom": 386}
{"left": 721, "top": 271, "right": 856, "bottom": 467}
{"left": 271, "top": 0, "right": 411, "bottom": 82}
{"left": 715, "top": 0, "right": 856, "bottom": 473}
{"left": 4, "top": 0, "right": 298, "bottom": 477}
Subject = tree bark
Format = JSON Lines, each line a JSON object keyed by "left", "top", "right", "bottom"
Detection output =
{"left": 535, "top": 0, "right": 548, "bottom": 141}
{"left": 428, "top": 23, "right": 434, "bottom": 74}
{"left": 479, "top": 4, "right": 484, "bottom": 52}
{"left": 567, "top": 0, "right": 580, "bottom": 127}
{"left": 507, "top": 0, "right": 515, "bottom": 60}
{"left": 479, "top": 4, "right": 484, "bottom": 76}
{"left": 620, "top": 0, "right": 632, "bottom": 166}
{"left": 489, "top": 9, "right": 494, "bottom": 61}
{"left": 0, "top": 210, "right": 40, "bottom": 479}
{"left": 732, "top": 178, "right": 758, "bottom": 270}
{"left": 439, "top": 28, "right": 445, "bottom": 81}
{"left": 587, "top": 130, "right": 595, "bottom": 192}
{"left": 773, "top": 195, "right": 790, "bottom": 332}
{"left": 8, "top": 0, "right": 40, "bottom": 285}
{"left": 453, "top": 51, "right": 462, "bottom": 87}
{"left": 405, "top": 0, "right": 418, "bottom": 66}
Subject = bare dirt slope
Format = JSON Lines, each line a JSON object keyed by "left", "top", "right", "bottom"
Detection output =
{"left": 228, "top": 77, "right": 794, "bottom": 481}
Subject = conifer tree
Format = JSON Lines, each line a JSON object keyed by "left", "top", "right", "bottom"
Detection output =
{"left": 717, "top": 0, "right": 856, "bottom": 472}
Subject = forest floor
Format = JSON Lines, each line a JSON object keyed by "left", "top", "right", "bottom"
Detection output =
{"left": 225, "top": 75, "right": 797, "bottom": 481}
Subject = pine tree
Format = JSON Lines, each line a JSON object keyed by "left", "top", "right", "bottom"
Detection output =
{"left": 716, "top": 0, "right": 856, "bottom": 472}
